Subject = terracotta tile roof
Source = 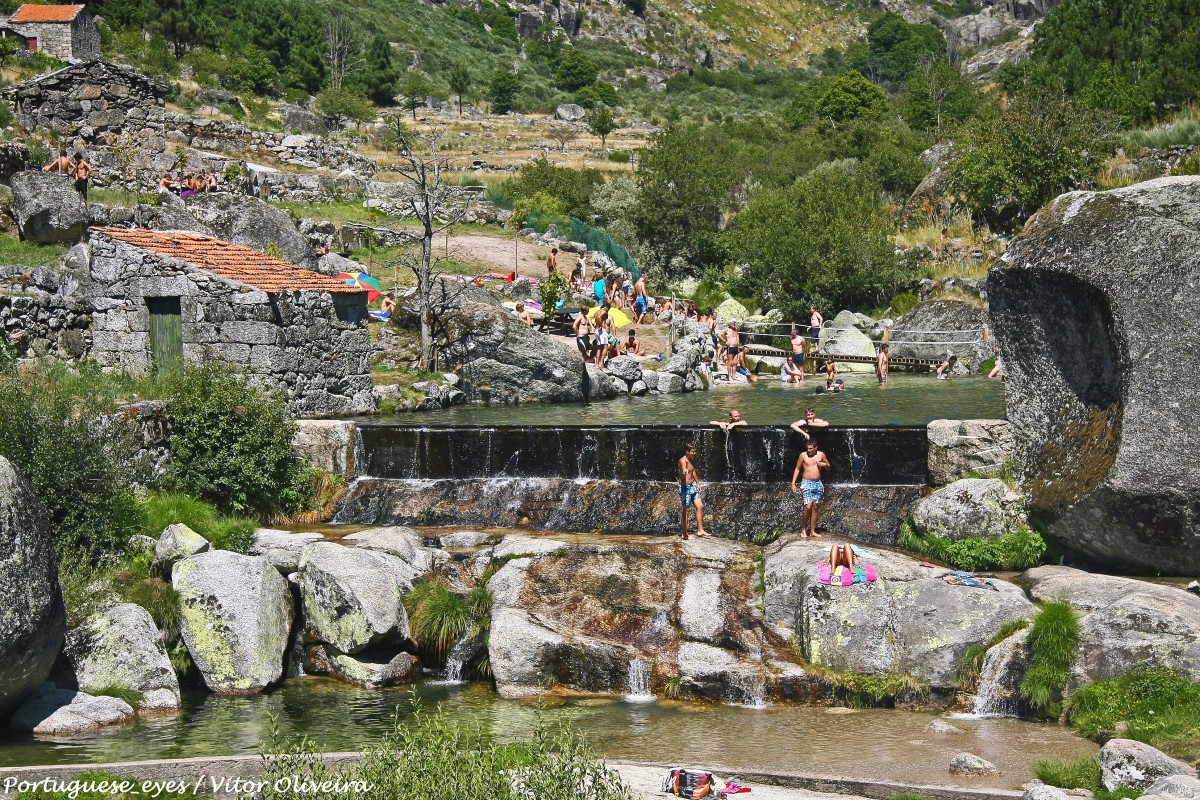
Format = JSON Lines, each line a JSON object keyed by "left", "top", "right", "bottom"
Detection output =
{"left": 10, "top": 4, "right": 85, "bottom": 23}
{"left": 93, "top": 228, "right": 367, "bottom": 296}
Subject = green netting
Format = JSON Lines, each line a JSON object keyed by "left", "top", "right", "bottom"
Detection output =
{"left": 524, "top": 212, "right": 640, "bottom": 279}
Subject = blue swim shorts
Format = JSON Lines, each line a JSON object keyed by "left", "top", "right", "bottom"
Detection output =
{"left": 801, "top": 479, "right": 824, "bottom": 506}
{"left": 679, "top": 483, "right": 700, "bottom": 507}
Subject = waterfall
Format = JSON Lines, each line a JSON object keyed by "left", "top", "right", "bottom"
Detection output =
{"left": 845, "top": 429, "right": 865, "bottom": 485}
{"left": 726, "top": 672, "right": 768, "bottom": 709}
{"left": 436, "top": 630, "right": 476, "bottom": 685}
{"left": 970, "top": 628, "right": 1030, "bottom": 718}
{"left": 626, "top": 659, "right": 655, "bottom": 703}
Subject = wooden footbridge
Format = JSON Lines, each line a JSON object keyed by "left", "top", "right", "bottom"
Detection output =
{"left": 742, "top": 343, "right": 946, "bottom": 369}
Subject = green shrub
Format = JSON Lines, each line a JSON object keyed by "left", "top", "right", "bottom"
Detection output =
{"left": 161, "top": 364, "right": 305, "bottom": 517}
{"left": 955, "top": 644, "right": 987, "bottom": 693}
{"left": 1035, "top": 755, "right": 1144, "bottom": 800}
{"left": 1068, "top": 668, "right": 1200, "bottom": 758}
{"left": 404, "top": 580, "right": 471, "bottom": 659}
{"left": 898, "top": 522, "right": 1047, "bottom": 571}
{"left": 607, "top": 150, "right": 631, "bottom": 163}
{"left": 144, "top": 492, "right": 257, "bottom": 554}
{"left": 1020, "top": 600, "right": 1079, "bottom": 716}
{"left": 823, "top": 670, "right": 930, "bottom": 708}
{"left": 0, "top": 361, "right": 146, "bottom": 557}
{"left": 258, "top": 699, "right": 631, "bottom": 800}
{"left": 118, "top": 576, "right": 183, "bottom": 644}
{"left": 990, "top": 618, "right": 1029, "bottom": 646}
{"left": 889, "top": 292, "right": 919, "bottom": 316}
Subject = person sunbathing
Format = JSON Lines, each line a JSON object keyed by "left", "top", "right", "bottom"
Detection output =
{"left": 827, "top": 542, "right": 861, "bottom": 571}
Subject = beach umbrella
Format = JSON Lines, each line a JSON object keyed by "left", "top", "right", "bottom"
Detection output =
{"left": 336, "top": 272, "right": 382, "bottom": 302}
{"left": 587, "top": 305, "right": 632, "bottom": 329}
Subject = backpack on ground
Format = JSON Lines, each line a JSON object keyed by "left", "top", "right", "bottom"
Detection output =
{"left": 661, "top": 768, "right": 718, "bottom": 798}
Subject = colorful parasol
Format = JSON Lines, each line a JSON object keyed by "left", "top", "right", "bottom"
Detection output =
{"left": 587, "top": 304, "right": 632, "bottom": 329}
{"left": 336, "top": 272, "right": 383, "bottom": 302}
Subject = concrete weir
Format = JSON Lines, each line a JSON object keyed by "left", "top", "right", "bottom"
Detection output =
{"left": 330, "top": 424, "right": 930, "bottom": 542}
{"left": 0, "top": 754, "right": 1024, "bottom": 800}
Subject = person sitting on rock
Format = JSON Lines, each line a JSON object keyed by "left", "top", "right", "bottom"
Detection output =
{"left": 781, "top": 358, "right": 804, "bottom": 384}
{"left": 734, "top": 350, "right": 758, "bottom": 383}
{"left": 43, "top": 149, "right": 74, "bottom": 175}
{"left": 515, "top": 301, "right": 533, "bottom": 327}
{"left": 381, "top": 292, "right": 396, "bottom": 318}
{"left": 569, "top": 264, "right": 584, "bottom": 293}
{"left": 204, "top": 171, "right": 218, "bottom": 192}
{"left": 158, "top": 173, "right": 177, "bottom": 192}
{"left": 619, "top": 330, "right": 662, "bottom": 362}
{"left": 710, "top": 409, "right": 748, "bottom": 432}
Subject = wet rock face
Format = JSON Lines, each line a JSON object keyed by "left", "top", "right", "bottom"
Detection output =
{"left": 0, "top": 457, "right": 66, "bottom": 719}
{"left": 988, "top": 177, "right": 1200, "bottom": 574}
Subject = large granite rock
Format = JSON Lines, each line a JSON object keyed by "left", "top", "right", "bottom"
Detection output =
{"left": 1100, "top": 739, "right": 1196, "bottom": 791}
{"left": 1024, "top": 566, "right": 1200, "bottom": 686}
{"left": 10, "top": 172, "right": 89, "bottom": 244}
{"left": 909, "top": 478, "right": 1024, "bottom": 540}
{"left": 764, "top": 535, "right": 1034, "bottom": 690}
{"left": 890, "top": 300, "right": 992, "bottom": 369}
{"left": 185, "top": 192, "right": 315, "bottom": 268}
{"left": 63, "top": 604, "right": 180, "bottom": 711}
{"left": 172, "top": 551, "right": 294, "bottom": 694}
{"left": 154, "top": 523, "right": 210, "bottom": 577}
{"left": 1142, "top": 775, "right": 1200, "bottom": 800}
{"left": 818, "top": 311, "right": 877, "bottom": 372}
{"left": 714, "top": 299, "right": 749, "bottom": 328}
{"left": 8, "top": 685, "right": 134, "bottom": 735}
{"left": 442, "top": 302, "right": 586, "bottom": 404}
{"left": 988, "top": 177, "right": 1200, "bottom": 573}
{"left": 297, "top": 542, "right": 412, "bottom": 654}
{"left": 927, "top": 419, "right": 1013, "bottom": 485}
{"left": 292, "top": 420, "right": 356, "bottom": 479}
{"left": 0, "top": 457, "right": 66, "bottom": 718}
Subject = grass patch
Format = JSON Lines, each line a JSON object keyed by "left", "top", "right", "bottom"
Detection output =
{"left": 1124, "top": 107, "right": 1200, "bottom": 149}
{"left": 404, "top": 577, "right": 492, "bottom": 669}
{"left": 898, "top": 521, "right": 1047, "bottom": 571}
{"left": 990, "top": 617, "right": 1029, "bottom": 646}
{"left": 1068, "top": 668, "right": 1200, "bottom": 760}
{"left": 90, "top": 683, "right": 146, "bottom": 708}
{"left": 1020, "top": 600, "right": 1079, "bottom": 717}
{"left": 818, "top": 669, "right": 931, "bottom": 708}
{"left": 955, "top": 644, "right": 987, "bottom": 694}
{"left": 118, "top": 575, "right": 183, "bottom": 643}
{"left": 144, "top": 492, "right": 256, "bottom": 554}
{"left": 0, "top": 235, "right": 67, "bottom": 267}
{"left": 1035, "top": 756, "right": 1144, "bottom": 800}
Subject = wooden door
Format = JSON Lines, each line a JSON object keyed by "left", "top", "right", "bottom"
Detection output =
{"left": 147, "top": 296, "right": 182, "bottom": 374}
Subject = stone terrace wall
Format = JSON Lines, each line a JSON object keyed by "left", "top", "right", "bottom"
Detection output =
{"left": 88, "top": 235, "right": 374, "bottom": 416}
{"left": 2, "top": 61, "right": 167, "bottom": 141}
{"left": 0, "top": 266, "right": 93, "bottom": 360}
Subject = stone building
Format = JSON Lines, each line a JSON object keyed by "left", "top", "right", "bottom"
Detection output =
{"left": 88, "top": 228, "right": 374, "bottom": 416}
{"left": 3, "top": 4, "right": 99, "bottom": 62}
{"left": 1, "top": 60, "right": 167, "bottom": 142}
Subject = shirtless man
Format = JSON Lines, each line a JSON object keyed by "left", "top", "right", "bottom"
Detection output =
{"left": 43, "top": 149, "right": 73, "bottom": 175}
{"left": 678, "top": 444, "right": 707, "bottom": 539}
{"left": 791, "top": 439, "right": 831, "bottom": 540}
{"left": 546, "top": 247, "right": 558, "bottom": 278}
{"left": 790, "top": 407, "right": 830, "bottom": 440}
{"left": 809, "top": 305, "right": 824, "bottom": 346}
{"left": 633, "top": 274, "right": 649, "bottom": 323}
{"left": 515, "top": 301, "right": 534, "bottom": 326}
{"left": 790, "top": 324, "right": 808, "bottom": 379}
{"left": 573, "top": 308, "right": 593, "bottom": 361}
{"left": 380, "top": 292, "right": 396, "bottom": 318}
{"left": 722, "top": 322, "right": 741, "bottom": 382}
{"left": 710, "top": 409, "right": 748, "bottom": 432}
{"left": 618, "top": 330, "right": 661, "bottom": 362}
{"left": 876, "top": 344, "right": 890, "bottom": 384}
{"left": 70, "top": 152, "right": 91, "bottom": 204}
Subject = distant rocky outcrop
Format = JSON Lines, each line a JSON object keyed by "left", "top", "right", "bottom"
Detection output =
{"left": 889, "top": 299, "right": 992, "bottom": 369}
{"left": 818, "top": 310, "right": 877, "bottom": 372}
{"left": 0, "top": 457, "right": 66, "bottom": 719}
{"left": 989, "top": 177, "right": 1200, "bottom": 574}
{"left": 10, "top": 171, "right": 90, "bottom": 245}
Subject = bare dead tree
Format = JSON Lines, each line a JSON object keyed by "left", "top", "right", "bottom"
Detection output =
{"left": 548, "top": 123, "right": 579, "bottom": 154}
{"left": 324, "top": 18, "right": 363, "bottom": 91}
{"left": 390, "top": 122, "right": 475, "bottom": 370}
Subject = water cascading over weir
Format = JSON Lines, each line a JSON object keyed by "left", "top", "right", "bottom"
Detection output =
{"left": 334, "top": 425, "right": 929, "bottom": 541}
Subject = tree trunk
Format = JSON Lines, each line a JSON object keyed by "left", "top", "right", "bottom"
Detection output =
{"left": 419, "top": 223, "right": 435, "bottom": 370}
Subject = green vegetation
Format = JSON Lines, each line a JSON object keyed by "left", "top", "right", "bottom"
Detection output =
{"left": 898, "top": 522, "right": 1047, "bottom": 571}
{"left": 1020, "top": 600, "right": 1080, "bottom": 717}
{"left": 819, "top": 669, "right": 930, "bottom": 708}
{"left": 0, "top": 236, "right": 68, "bottom": 267}
{"left": 955, "top": 644, "right": 987, "bottom": 694}
{"left": 991, "top": 618, "right": 1030, "bottom": 645}
{"left": 90, "top": 683, "right": 147, "bottom": 707}
{"left": 1068, "top": 668, "right": 1200, "bottom": 759}
{"left": 1035, "top": 756, "right": 1143, "bottom": 800}
{"left": 403, "top": 577, "right": 492, "bottom": 676}
{"left": 258, "top": 699, "right": 631, "bottom": 800}
{"left": 144, "top": 492, "right": 257, "bottom": 554}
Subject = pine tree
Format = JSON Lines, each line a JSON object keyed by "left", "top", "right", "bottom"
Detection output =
{"left": 448, "top": 63, "right": 471, "bottom": 116}
{"left": 360, "top": 34, "right": 398, "bottom": 106}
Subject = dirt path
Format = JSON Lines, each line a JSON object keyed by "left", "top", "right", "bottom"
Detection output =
{"left": 441, "top": 233, "right": 584, "bottom": 278}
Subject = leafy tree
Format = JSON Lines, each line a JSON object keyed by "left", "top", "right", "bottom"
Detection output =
{"left": 399, "top": 71, "right": 434, "bottom": 119}
{"left": 789, "top": 70, "right": 889, "bottom": 127}
{"left": 448, "top": 63, "right": 471, "bottom": 116}
{"left": 503, "top": 156, "right": 605, "bottom": 218}
{"left": 315, "top": 87, "right": 376, "bottom": 124}
{"left": 525, "top": 24, "right": 565, "bottom": 68}
{"left": 488, "top": 69, "right": 520, "bottom": 114}
{"left": 946, "top": 90, "right": 1119, "bottom": 231}
{"left": 0, "top": 35, "right": 22, "bottom": 70}
{"left": 588, "top": 105, "right": 618, "bottom": 148}
{"left": 556, "top": 47, "right": 599, "bottom": 92}
{"left": 359, "top": 33, "right": 398, "bottom": 106}
{"left": 227, "top": 45, "right": 276, "bottom": 95}
{"left": 623, "top": 0, "right": 646, "bottom": 16}
{"left": 854, "top": 13, "right": 946, "bottom": 88}
{"left": 902, "top": 59, "right": 980, "bottom": 138}
{"left": 575, "top": 81, "right": 620, "bottom": 109}
{"left": 732, "top": 161, "right": 911, "bottom": 316}
{"left": 1079, "top": 63, "right": 1149, "bottom": 128}
{"left": 156, "top": 0, "right": 214, "bottom": 57}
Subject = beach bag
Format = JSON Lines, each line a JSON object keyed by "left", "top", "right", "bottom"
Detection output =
{"left": 662, "top": 768, "right": 716, "bottom": 798}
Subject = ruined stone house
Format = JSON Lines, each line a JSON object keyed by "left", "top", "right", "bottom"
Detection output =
{"left": 2, "top": 4, "right": 99, "bottom": 62}
{"left": 87, "top": 228, "right": 375, "bottom": 416}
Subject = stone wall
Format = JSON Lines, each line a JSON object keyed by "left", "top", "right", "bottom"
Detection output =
{"left": 0, "top": 266, "right": 92, "bottom": 361}
{"left": 88, "top": 234, "right": 374, "bottom": 416}
{"left": 2, "top": 60, "right": 166, "bottom": 141}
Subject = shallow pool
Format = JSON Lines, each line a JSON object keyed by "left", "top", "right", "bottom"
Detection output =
{"left": 390, "top": 374, "right": 1006, "bottom": 427}
{"left": 0, "top": 678, "right": 1093, "bottom": 789}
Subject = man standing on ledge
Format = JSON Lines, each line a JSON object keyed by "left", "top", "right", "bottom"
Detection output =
{"left": 791, "top": 439, "right": 830, "bottom": 540}
{"left": 678, "top": 443, "right": 708, "bottom": 540}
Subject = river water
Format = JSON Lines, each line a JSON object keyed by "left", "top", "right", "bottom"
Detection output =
{"left": 388, "top": 374, "right": 1006, "bottom": 427}
{"left": 0, "top": 679, "right": 1094, "bottom": 788}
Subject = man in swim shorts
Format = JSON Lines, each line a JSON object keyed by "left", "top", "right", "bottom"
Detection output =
{"left": 791, "top": 439, "right": 830, "bottom": 540}
{"left": 722, "top": 322, "right": 741, "bottom": 382}
{"left": 678, "top": 444, "right": 707, "bottom": 540}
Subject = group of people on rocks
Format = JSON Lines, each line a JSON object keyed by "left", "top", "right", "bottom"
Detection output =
{"left": 158, "top": 171, "right": 219, "bottom": 196}
{"left": 679, "top": 406, "right": 832, "bottom": 540}
{"left": 42, "top": 149, "right": 92, "bottom": 203}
